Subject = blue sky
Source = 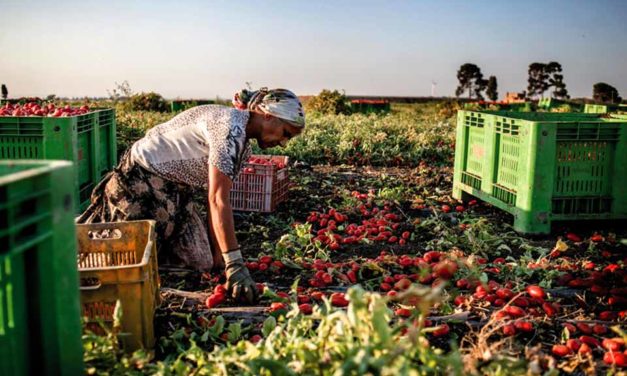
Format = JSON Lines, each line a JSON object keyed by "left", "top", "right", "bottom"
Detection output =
{"left": 1, "top": 0, "right": 626, "bottom": 99}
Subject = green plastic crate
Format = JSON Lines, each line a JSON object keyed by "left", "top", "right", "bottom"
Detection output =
{"left": 537, "top": 98, "right": 583, "bottom": 112}
{"left": 0, "top": 108, "right": 117, "bottom": 212}
{"left": 170, "top": 99, "right": 214, "bottom": 112}
{"left": 0, "top": 160, "right": 83, "bottom": 375}
{"left": 463, "top": 102, "right": 533, "bottom": 112}
{"left": 453, "top": 111, "right": 627, "bottom": 234}
{"left": 350, "top": 100, "right": 391, "bottom": 114}
{"left": 584, "top": 103, "right": 626, "bottom": 114}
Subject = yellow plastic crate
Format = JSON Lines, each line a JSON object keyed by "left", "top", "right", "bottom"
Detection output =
{"left": 76, "top": 220, "right": 160, "bottom": 351}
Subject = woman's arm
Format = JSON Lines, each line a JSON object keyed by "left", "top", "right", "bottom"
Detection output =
{"left": 208, "top": 164, "right": 258, "bottom": 303}
{"left": 207, "top": 164, "right": 238, "bottom": 253}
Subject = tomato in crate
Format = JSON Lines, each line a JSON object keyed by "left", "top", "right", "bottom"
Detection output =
{"left": 230, "top": 155, "right": 289, "bottom": 213}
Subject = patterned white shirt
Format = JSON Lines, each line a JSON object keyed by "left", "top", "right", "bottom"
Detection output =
{"left": 130, "top": 105, "right": 251, "bottom": 187}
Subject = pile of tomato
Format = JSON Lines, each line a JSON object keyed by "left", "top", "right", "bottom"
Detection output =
{"left": 0, "top": 102, "right": 92, "bottom": 117}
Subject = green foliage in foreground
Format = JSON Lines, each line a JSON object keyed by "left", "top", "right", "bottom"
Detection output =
{"left": 84, "top": 286, "right": 464, "bottom": 376}
{"left": 257, "top": 103, "right": 457, "bottom": 166}
{"left": 114, "top": 102, "right": 458, "bottom": 167}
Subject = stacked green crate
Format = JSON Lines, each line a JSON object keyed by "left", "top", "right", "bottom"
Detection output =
{"left": 0, "top": 108, "right": 117, "bottom": 212}
{"left": 584, "top": 103, "right": 627, "bottom": 114}
{"left": 0, "top": 160, "right": 83, "bottom": 375}
{"left": 507, "top": 102, "right": 532, "bottom": 112}
{"left": 350, "top": 100, "right": 391, "bottom": 114}
{"left": 537, "top": 98, "right": 583, "bottom": 112}
{"left": 453, "top": 111, "right": 627, "bottom": 234}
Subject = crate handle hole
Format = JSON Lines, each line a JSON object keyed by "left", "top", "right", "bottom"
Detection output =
{"left": 80, "top": 277, "right": 102, "bottom": 290}
{"left": 87, "top": 228, "right": 122, "bottom": 240}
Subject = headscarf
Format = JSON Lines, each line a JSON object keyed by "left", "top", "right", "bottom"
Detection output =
{"left": 233, "top": 87, "right": 305, "bottom": 128}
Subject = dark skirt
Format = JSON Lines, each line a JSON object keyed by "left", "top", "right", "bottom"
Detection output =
{"left": 76, "top": 150, "right": 213, "bottom": 271}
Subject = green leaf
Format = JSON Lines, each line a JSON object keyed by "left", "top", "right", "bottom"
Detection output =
{"left": 479, "top": 272, "right": 488, "bottom": 284}
{"left": 200, "top": 330, "right": 210, "bottom": 343}
{"left": 262, "top": 316, "right": 277, "bottom": 337}
{"left": 248, "top": 358, "right": 296, "bottom": 376}
{"left": 371, "top": 299, "right": 391, "bottom": 344}
{"left": 281, "top": 259, "right": 302, "bottom": 270}
{"left": 113, "top": 300, "right": 123, "bottom": 330}
{"left": 227, "top": 322, "right": 242, "bottom": 342}
{"left": 262, "top": 287, "right": 285, "bottom": 302}
{"left": 209, "top": 316, "right": 225, "bottom": 337}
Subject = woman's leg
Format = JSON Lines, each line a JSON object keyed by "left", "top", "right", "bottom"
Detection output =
{"left": 164, "top": 199, "right": 214, "bottom": 271}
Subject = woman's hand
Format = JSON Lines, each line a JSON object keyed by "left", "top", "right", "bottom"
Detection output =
{"left": 225, "top": 259, "right": 258, "bottom": 304}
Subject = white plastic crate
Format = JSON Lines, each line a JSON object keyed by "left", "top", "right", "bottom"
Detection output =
{"left": 230, "top": 155, "right": 289, "bottom": 212}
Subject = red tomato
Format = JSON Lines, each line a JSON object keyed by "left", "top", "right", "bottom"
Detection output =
{"left": 578, "top": 343, "right": 592, "bottom": 355}
{"left": 310, "top": 291, "right": 325, "bottom": 301}
{"left": 514, "top": 320, "right": 534, "bottom": 332}
{"left": 603, "top": 338, "right": 624, "bottom": 351}
{"left": 496, "top": 288, "right": 514, "bottom": 300}
{"left": 565, "top": 232, "right": 582, "bottom": 242}
{"left": 321, "top": 273, "right": 333, "bottom": 284}
{"left": 454, "top": 295, "right": 467, "bottom": 306}
{"left": 330, "top": 293, "right": 349, "bottom": 307}
{"left": 259, "top": 255, "right": 273, "bottom": 264}
{"left": 502, "top": 324, "right": 516, "bottom": 336}
{"left": 526, "top": 285, "right": 546, "bottom": 299}
{"left": 299, "top": 303, "right": 313, "bottom": 315}
{"left": 269, "top": 302, "right": 288, "bottom": 312}
{"left": 579, "top": 335, "right": 601, "bottom": 348}
{"left": 206, "top": 293, "right": 226, "bottom": 308}
{"left": 250, "top": 334, "right": 262, "bottom": 344}
{"left": 566, "top": 339, "right": 582, "bottom": 352}
{"left": 432, "top": 324, "right": 450, "bottom": 337}
{"left": 395, "top": 308, "right": 412, "bottom": 317}
{"left": 394, "top": 278, "right": 412, "bottom": 291}
{"left": 604, "top": 351, "right": 627, "bottom": 367}
{"left": 593, "top": 324, "right": 608, "bottom": 335}
{"left": 276, "top": 292, "right": 290, "bottom": 299}
{"left": 433, "top": 260, "right": 458, "bottom": 280}
{"left": 542, "top": 302, "right": 558, "bottom": 317}
{"left": 552, "top": 344, "right": 572, "bottom": 357}
{"left": 504, "top": 306, "right": 526, "bottom": 318}
{"left": 214, "top": 284, "right": 227, "bottom": 295}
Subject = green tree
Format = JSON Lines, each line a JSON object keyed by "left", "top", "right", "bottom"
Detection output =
{"left": 546, "top": 62, "right": 569, "bottom": 99}
{"left": 455, "top": 63, "right": 488, "bottom": 100}
{"left": 127, "top": 92, "right": 168, "bottom": 112}
{"left": 527, "top": 62, "right": 549, "bottom": 99}
{"left": 527, "top": 62, "right": 569, "bottom": 99}
{"left": 305, "top": 89, "right": 351, "bottom": 115}
{"left": 593, "top": 82, "right": 622, "bottom": 103}
{"left": 1, "top": 84, "right": 7, "bottom": 100}
{"left": 485, "top": 76, "right": 498, "bottom": 101}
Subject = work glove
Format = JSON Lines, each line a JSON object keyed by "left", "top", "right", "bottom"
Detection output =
{"left": 224, "top": 250, "right": 258, "bottom": 304}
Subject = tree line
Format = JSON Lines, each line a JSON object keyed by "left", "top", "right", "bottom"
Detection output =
{"left": 455, "top": 63, "right": 622, "bottom": 103}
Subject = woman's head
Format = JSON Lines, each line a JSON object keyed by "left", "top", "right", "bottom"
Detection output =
{"left": 234, "top": 88, "right": 305, "bottom": 149}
